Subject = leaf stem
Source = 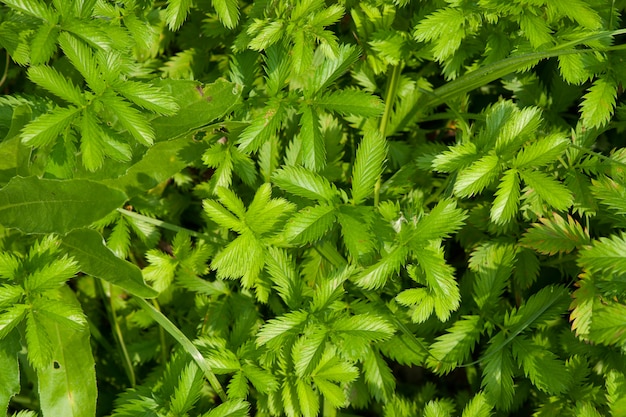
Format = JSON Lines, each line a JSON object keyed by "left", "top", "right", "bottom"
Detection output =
{"left": 117, "top": 208, "right": 215, "bottom": 241}
{"left": 151, "top": 298, "right": 169, "bottom": 366}
{"left": 0, "top": 51, "right": 9, "bottom": 89}
{"left": 97, "top": 281, "right": 136, "bottom": 387}
{"left": 374, "top": 64, "right": 403, "bottom": 207}
{"left": 135, "top": 298, "right": 228, "bottom": 402}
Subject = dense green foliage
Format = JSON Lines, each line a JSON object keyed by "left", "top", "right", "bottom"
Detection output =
{"left": 1, "top": 0, "right": 626, "bottom": 415}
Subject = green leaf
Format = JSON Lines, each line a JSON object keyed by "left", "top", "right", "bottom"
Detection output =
{"left": 57, "top": 33, "right": 104, "bottom": 94}
{"left": 307, "top": 44, "right": 360, "bottom": 95}
{"left": 331, "top": 314, "right": 395, "bottom": 342}
{"left": 461, "top": 392, "right": 493, "bottom": 417}
{"left": 238, "top": 101, "right": 284, "bottom": 153}
{"left": 0, "top": 304, "right": 28, "bottom": 339}
{"left": 427, "top": 315, "right": 482, "bottom": 375}
{"left": 606, "top": 371, "right": 626, "bottom": 416}
{"left": 550, "top": 0, "right": 602, "bottom": 30}
{"left": 2, "top": 0, "right": 55, "bottom": 21}
{"left": 454, "top": 153, "right": 501, "bottom": 197}
{"left": 203, "top": 400, "right": 250, "bottom": 417}
{"left": 115, "top": 81, "right": 179, "bottom": 116}
{"left": 412, "top": 199, "right": 467, "bottom": 242}
{"left": 471, "top": 242, "right": 516, "bottom": 310}
{"left": 512, "top": 336, "right": 570, "bottom": 394}
{"left": 296, "top": 379, "right": 319, "bottom": 417}
{"left": 272, "top": 165, "right": 339, "bottom": 203}
{"left": 165, "top": 0, "right": 193, "bottom": 31}
{"left": 588, "top": 303, "right": 626, "bottom": 349}
{"left": 25, "top": 309, "right": 53, "bottom": 369}
{"left": 61, "top": 228, "right": 158, "bottom": 298}
{"left": 213, "top": 0, "right": 239, "bottom": 29}
{"left": 99, "top": 93, "right": 154, "bottom": 146}
{"left": 256, "top": 310, "right": 309, "bottom": 347}
{"left": 0, "top": 331, "right": 20, "bottom": 416}
{"left": 283, "top": 204, "right": 336, "bottom": 245}
{"left": 519, "top": 170, "right": 573, "bottom": 211}
{"left": 37, "top": 288, "right": 97, "bottom": 417}
{"left": 314, "top": 89, "right": 384, "bottom": 117}
{"left": 363, "top": 347, "right": 395, "bottom": 401}
{"left": 21, "top": 106, "right": 80, "bottom": 147}
{"left": 591, "top": 175, "right": 626, "bottom": 215}
{"left": 578, "top": 233, "right": 626, "bottom": 276}
{"left": 512, "top": 134, "right": 569, "bottom": 169}
{"left": 520, "top": 214, "right": 590, "bottom": 255}
{"left": 352, "top": 129, "right": 387, "bottom": 205}
{"left": 24, "top": 256, "right": 79, "bottom": 294}
{"left": 414, "top": 7, "right": 466, "bottom": 62}
{"left": 491, "top": 168, "right": 520, "bottom": 225}
{"left": 265, "top": 247, "right": 303, "bottom": 309}
{"left": 27, "top": 66, "right": 85, "bottom": 106}
{"left": 0, "top": 176, "right": 127, "bottom": 234}
{"left": 355, "top": 246, "right": 409, "bottom": 290}
{"left": 152, "top": 80, "right": 242, "bottom": 142}
{"left": 481, "top": 334, "right": 515, "bottom": 411}
{"left": 103, "top": 137, "right": 205, "bottom": 198}
{"left": 300, "top": 106, "right": 326, "bottom": 172}
{"left": 580, "top": 76, "right": 618, "bottom": 129}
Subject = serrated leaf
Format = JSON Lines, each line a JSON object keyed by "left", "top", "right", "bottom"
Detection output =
{"left": 24, "top": 256, "right": 79, "bottom": 294}
{"left": 354, "top": 246, "right": 409, "bottom": 290}
{"left": 27, "top": 66, "right": 85, "bottom": 106}
{"left": 115, "top": 81, "right": 179, "bottom": 116}
{"left": 352, "top": 129, "right": 387, "bottom": 205}
{"left": 550, "top": 0, "right": 602, "bottom": 30}
{"left": 431, "top": 142, "right": 478, "bottom": 173}
{"left": 520, "top": 214, "right": 590, "bottom": 255}
{"left": 512, "top": 134, "right": 569, "bottom": 169}
{"left": 227, "top": 371, "right": 248, "bottom": 399}
{"left": 283, "top": 204, "right": 336, "bottom": 245}
{"left": 300, "top": 106, "right": 326, "bottom": 172}
{"left": 0, "top": 177, "right": 127, "bottom": 234}
{"left": 203, "top": 400, "right": 250, "bottom": 417}
{"left": 413, "top": 199, "right": 467, "bottom": 242}
{"left": 242, "top": 364, "right": 278, "bottom": 393}
{"left": 256, "top": 310, "right": 308, "bottom": 347}
{"left": 588, "top": 303, "right": 626, "bottom": 349}
{"left": 238, "top": 102, "right": 284, "bottom": 152}
{"left": 213, "top": 0, "right": 239, "bottom": 29}
{"left": 314, "top": 89, "right": 384, "bottom": 117}
{"left": 580, "top": 76, "right": 617, "bottom": 129}
{"left": 57, "top": 33, "right": 104, "bottom": 94}
{"left": 454, "top": 153, "right": 501, "bottom": 197}
{"left": 25, "top": 310, "right": 53, "bottom": 369}
{"left": 491, "top": 168, "right": 520, "bottom": 225}
{"left": 363, "top": 347, "right": 395, "bottom": 401}
{"left": 591, "top": 175, "right": 626, "bottom": 215}
{"left": 461, "top": 392, "right": 493, "bottom": 417}
{"left": 414, "top": 7, "right": 466, "bottom": 62}
{"left": 100, "top": 93, "right": 155, "bottom": 146}
{"left": 569, "top": 277, "right": 596, "bottom": 337}
{"left": 481, "top": 334, "right": 514, "bottom": 411}
{"left": 0, "top": 304, "right": 28, "bottom": 339}
{"left": 272, "top": 165, "right": 339, "bottom": 203}
{"left": 165, "top": 0, "right": 193, "bottom": 31}
{"left": 578, "top": 233, "right": 626, "bottom": 276}
{"left": 427, "top": 315, "right": 482, "bottom": 374}
{"left": 265, "top": 247, "right": 302, "bottom": 309}
{"left": 331, "top": 314, "right": 395, "bottom": 342}
{"left": 204, "top": 200, "right": 245, "bottom": 232}
{"left": 296, "top": 379, "right": 319, "bottom": 417}
{"left": 471, "top": 242, "right": 516, "bottom": 310}
{"left": 21, "top": 106, "right": 80, "bottom": 147}
{"left": 512, "top": 336, "right": 570, "bottom": 394}
{"left": 519, "top": 170, "right": 573, "bottom": 211}
{"left": 307, "top": 44, "right": 360, "bottom": 95}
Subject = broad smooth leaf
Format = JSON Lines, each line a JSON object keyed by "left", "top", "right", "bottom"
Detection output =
{"left": 61, "top": 229, "right": 157, "bottom": 298}
{"left": 0, "top": 331, "right": 20, "bottom": 416}
{"left": 37, "top": 287, "right": 97, "bottom": 417}
{"left": 152, "top": 80, "right": 242, "bottom": 142}
{"left": 0, "top": 176, "right": 127, "bottom": 234}
{"left": 103, "top": 137, "right": 206, "bottom": 198}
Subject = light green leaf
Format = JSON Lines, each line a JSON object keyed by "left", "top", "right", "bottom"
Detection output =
{"left": 273, "top": 165, "right": 339, "bottom": 203}
{"left": 57, "top": 33, "right": 104, "bottom": 94}
{"left": 512, "top": 336, "right": 570, "bottom": 394}
{"left": 588, "top": 303, "right": 626, "bottom": 349}
{"left": 314, "top": 89, "right": 384, "bottom": 117}
{"left": 300, "top": 106, "right": 326, "bottom": 172}
{"left": 471, "top": 242, "right": 516, "bottom": 310}
{"left": 413, "top": 199, "right": 467, "bottom": 242}
{"left": 0, "top": 177, "right": 127, "bottom": 234}
{"left": 0, "top": 304, "right": 28, "bottom": 339}
{"left": 454, "top": 153, "right": 501, "bottom": 197}
{"left": 99, "top": 93, "right": 155, "bottom": 146}
{"left": 512, "top": 134, "right": 569, "bottom": 169}
{"left": 580, "top": 76, "right": 618, "bottom": 129}
{"left": 520, "top": 214, "right": 590, "bottom": 255}
{"left": 363, "top": 347, "right": 395, "bottom": 401}
{"left": 461, "top": 392, "right": 493, "bottom": 417}
{"left": 115, "top": 81, "right": 179, "bottom": 116}
{"left": 297, "top": 379, "right": 319, "bottom": 417}
{"left": 352, "top": 129, "right": 387, "bottom": 205}
{"left": 37, "top": 288, "right": 97, "bottom": 417}
{"left": 203, "top": 400, "right": 250, "bottom": 417}
{"left": 0, "top": 331, "right": 20, "bottom": 416}
{"left": 256, "top": 310, "right": 309, "bottom": 347}
{"left": 165, "top": 0, "right": 193, "bottom": 31}
{"left": 491, "top": 168, "right": 520, "bottom": 225}
{"left": 152, "top": 80, "right": 242, "bottom": 142}
{"left": 21, "top": 106, "right": 80, "bottom": 147}
{"left": 238, "top": 102, "right": 284, "bottom": 152}
{"left": 354, "top": 246, "right": 409, "bottom": 290}
{"left": 427, "top": 315, "right": 482, "bottom": 375}
{"left": 578, "top": 233, "right": 626, "bottom": 276}
{"left": 28, "top": 66, "right": 85, "bottom": 106}
{"left": 283, "top": 204, "right": 336, "bottom": 244}
{"left": 61, "top": 228, "right": 158, "bottom": 298}
{"left": 550, "top": 0, "right": 602, "bottom": 30}
{"left": 481, "top": 334, "right": 514, "bottom": 411}
{"left": 519, "top": 170, "right": 573, "bottom": 211}
{"left": 213, "top": 0, "right": 239, "bottom": 29}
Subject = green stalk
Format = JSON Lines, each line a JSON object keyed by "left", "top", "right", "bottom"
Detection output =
{"left": 97, "top": 281, "right": 136, "bottom": 387}
{"left": 374, "top": 64, "right": 403, "bottom": 207}
{"left": 151, "top": 299, "right": 169, "bottom": 366}
{"left": 135, "top": 298, "right": 228, "bottom": 402}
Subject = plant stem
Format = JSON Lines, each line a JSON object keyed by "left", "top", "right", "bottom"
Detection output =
{"left": 151, "top": 299, "right": 169, "bottom": 366}
{"left": 374, "top": 64, "right": 403, "bottom": 207}
{"left": 97, "top": 281, "right": 136, "bottom": 387}
{"left": 117, "top": 208, "right": 216, "bottom": 241}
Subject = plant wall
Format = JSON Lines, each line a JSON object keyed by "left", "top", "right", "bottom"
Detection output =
{"left": 1, "top": 0, "right": 626, "bottom": 416}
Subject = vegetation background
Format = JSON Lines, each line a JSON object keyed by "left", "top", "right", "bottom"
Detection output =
{"left": 1, "top": 0, "right": 626, "bottom": 416}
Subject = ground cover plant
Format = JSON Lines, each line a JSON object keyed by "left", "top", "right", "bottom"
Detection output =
{"left": 1, "top": 0, "right": 626, "bottom": 415}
